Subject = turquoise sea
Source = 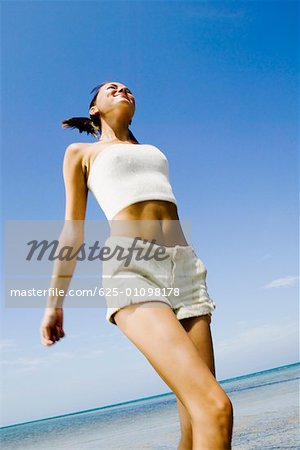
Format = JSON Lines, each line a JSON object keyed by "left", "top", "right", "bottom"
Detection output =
{"left": 1, "top": 362, "right": 299, "bottom": 449}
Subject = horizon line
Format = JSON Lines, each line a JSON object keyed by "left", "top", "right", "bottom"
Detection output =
{"left": 1, "top": 361, "right": 299, "bottom": 429}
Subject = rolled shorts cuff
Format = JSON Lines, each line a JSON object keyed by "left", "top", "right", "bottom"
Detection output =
{"left": 106, "top": 297, "right": 173, "bottom": 326}
{"left": 174, "top": 300, "right": 216, "bottom": 321}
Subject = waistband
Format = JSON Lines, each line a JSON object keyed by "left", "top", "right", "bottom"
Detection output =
{"left": 104, "top": 235, "right": 195, "bottom": 257}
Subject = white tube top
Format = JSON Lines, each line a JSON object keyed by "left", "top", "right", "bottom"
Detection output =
{"left": 87, "top": 143, "right": 178, "bottom": 220}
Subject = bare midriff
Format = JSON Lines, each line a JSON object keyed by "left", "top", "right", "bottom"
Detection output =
{"left": 84, "top": 142, "right": 190, "bottom": 247}
{"left": 110, "top": 200, "right": 190, "bottom": 247}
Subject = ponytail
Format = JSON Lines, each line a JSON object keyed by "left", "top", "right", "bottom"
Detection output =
{"left": 61, "top": 117, "right": 99, "bottom": 137}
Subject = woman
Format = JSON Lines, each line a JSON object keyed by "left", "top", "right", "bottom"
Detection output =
{"left": 40, "top": 81, "right": 233, "bottom": 449}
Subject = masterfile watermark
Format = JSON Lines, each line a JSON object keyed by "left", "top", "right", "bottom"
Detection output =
{"left": 26, "top": 237, "right": 170, "bottom": 266}
{"left": 4, "top": 219, "right": 194, "bottom": 308}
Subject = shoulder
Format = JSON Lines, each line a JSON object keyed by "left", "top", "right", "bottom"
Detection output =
{"left": 64, "top": 142, "right": 93, "bottom": 164}
{"left": 64, "top": 142, "right": 91, "bottom": 155}
{"left": 63, "top": 143, "right": 93, "bottom": 177}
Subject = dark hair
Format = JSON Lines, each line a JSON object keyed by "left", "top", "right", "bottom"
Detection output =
{"left": 61, "top": 82, "right": 138, "bottom": 142}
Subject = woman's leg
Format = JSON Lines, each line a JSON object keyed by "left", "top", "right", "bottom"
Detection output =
{"left": 176, "top": 314, "right": 221, "bottom": 450}
{"left": 113, "top": 302, "right": 233, "bottom": 450}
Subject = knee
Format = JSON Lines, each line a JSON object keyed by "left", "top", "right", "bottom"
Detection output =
{"left": 191, "top": 393, "right": 233, "bottom": 425}
{"left": 213, "top": 395, "right": 233, "bottom": 421}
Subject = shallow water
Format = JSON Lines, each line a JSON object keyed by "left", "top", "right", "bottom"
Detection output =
{"left": 1, "top": 363, "right": 299, "bottom": 449}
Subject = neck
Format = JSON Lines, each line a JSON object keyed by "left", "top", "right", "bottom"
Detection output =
{"left": 99, "top": 115, "right": 131, "bottom": 143}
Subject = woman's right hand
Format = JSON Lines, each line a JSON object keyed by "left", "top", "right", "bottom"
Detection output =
{"left": 40, "top": 308, "right": 65, "bottom": 346}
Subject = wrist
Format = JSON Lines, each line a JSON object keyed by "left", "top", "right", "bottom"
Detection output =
{"left": 46, "top": 300, "right": 64, "bottom": 310}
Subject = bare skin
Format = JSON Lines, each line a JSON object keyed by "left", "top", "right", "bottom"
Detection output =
{"left": 80, "top": 139, "right": 190, "bottom": 246}
{"left": 114, "top": 304, "right": 233, "bottom": 450}
{"left": 40, "top": 81, "right": 233, "bottom": 449}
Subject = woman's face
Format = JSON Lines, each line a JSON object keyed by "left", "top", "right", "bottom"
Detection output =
{"left": 90, "top": 81, "right": 135, "bottom": 121}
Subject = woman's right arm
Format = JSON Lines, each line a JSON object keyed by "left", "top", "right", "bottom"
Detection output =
{"left": 40, "top": 143, "right": 88, "bottom": 346}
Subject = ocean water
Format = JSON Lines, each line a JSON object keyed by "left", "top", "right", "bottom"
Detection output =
{"left": 1, "top": 363, "right": 299, "bottom": 449}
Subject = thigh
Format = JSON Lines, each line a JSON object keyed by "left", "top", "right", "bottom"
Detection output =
{"left": 180, "top": 314, "right": 216, "bottom": 377}
{"left": 175, "top": 314, "right": 216, "bottom": 429}
{"left": 114, "top": 302, "right": 226, "bottom": 415}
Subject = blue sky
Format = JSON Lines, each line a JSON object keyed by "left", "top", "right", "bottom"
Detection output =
{"left": 1, "top": 0, "right": 299, "bottom": 426}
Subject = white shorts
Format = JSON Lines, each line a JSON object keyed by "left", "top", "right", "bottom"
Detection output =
{"left": 102, "top": 236, "right": 217, "bottom": 326}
